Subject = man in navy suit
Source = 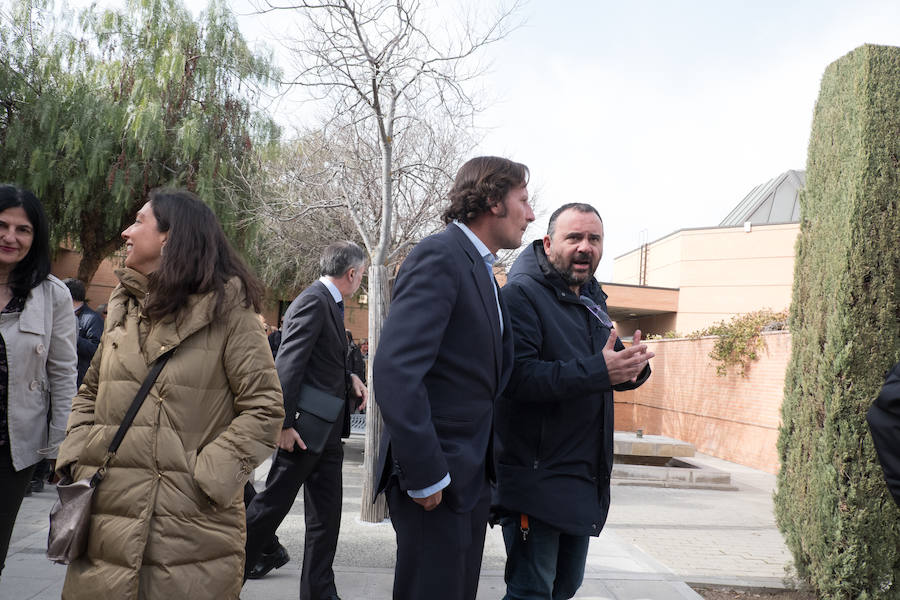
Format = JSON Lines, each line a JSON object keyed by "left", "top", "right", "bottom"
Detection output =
{"left": 244, "top": 241, "right": 368, "bottom": 600}
{"left": 374, "top": 156, "right": 535, "bottom": 599}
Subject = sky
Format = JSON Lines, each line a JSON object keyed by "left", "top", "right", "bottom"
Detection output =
{"left": 178, "top": 1, "right": 900, "bottom": 279}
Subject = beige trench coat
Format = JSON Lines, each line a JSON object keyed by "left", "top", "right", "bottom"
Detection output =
{"left": 2, "top": 275, "right": 76, "bottom": 470}
{"left": 56, "top": 268, "right": 284, "bottom": 599}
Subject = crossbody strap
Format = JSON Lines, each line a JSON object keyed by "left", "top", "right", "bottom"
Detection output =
{"left": 90, "top": 349, "right": 175, "bottom": 486}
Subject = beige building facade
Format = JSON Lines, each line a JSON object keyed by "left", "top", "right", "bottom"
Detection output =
{"left": 607, "top": 169, "right": 803, "bottom": 336}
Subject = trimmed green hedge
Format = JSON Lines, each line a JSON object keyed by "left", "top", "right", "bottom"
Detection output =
{"left": 775, "top": 45, "right": 900, "bottom": 598}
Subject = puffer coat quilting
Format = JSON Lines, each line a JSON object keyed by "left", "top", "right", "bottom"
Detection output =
{"left": 55, "top": 268, "right": 284, "bottom": 600}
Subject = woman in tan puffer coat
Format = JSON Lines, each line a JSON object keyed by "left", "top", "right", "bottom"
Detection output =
{"left": 55, "top": 189, "right": 284, "bottom": 599}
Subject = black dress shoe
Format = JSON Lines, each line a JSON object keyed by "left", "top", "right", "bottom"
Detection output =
{"left": 30, "top": 478, "right": 44, "bottom": 493}
{"left": 246, "top": 544, "right": 290, "bottom": 579}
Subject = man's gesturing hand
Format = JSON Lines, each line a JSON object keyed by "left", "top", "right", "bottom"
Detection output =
{"left": 413, "top": 489, "right": 442, "bottom": 511}
{"left": 278, "top": 427, "right": 307, "bottom": 452}
{"left": 602, "top": 329, "right": 655, "bottom": 386}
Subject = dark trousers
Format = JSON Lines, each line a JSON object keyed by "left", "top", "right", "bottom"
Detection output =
{"left": 31, "top": 458, "right": 50, "bottom": 483}
{"left": 500, "top": 514, "right": 590, "bottom": 600}
{"left": 244, "top": 481, "right": 283, "bottom": 552}
{"left": 245, "top": 440, "right": 344, "bottom": 600}
{"left": 386, "top": 480, "right": 490, "bottom": 600}
{"left": 0, "top": 445, "right": 37, "bottom": 576}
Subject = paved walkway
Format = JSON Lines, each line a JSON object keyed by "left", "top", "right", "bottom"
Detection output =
{"left": 2, "top": 436, "right": 795, "bottom": 599}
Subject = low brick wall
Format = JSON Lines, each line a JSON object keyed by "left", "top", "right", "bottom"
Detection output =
{"left": 614, "top": 331, "right": 790, "bottom": 473}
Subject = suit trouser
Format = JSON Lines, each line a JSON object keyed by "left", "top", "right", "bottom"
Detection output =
{"left": 244, "top": 440, "right": 344, "bottom": 600}
{"left": 387, "top": 479, "right": 490, "bottom": 600}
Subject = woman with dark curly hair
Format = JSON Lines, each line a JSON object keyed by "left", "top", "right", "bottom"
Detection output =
{"left": 56, "top": 188, "right": 284, "bottom": 599}
{"left": 0, "top": 185, "right": 77, "bottom": 576}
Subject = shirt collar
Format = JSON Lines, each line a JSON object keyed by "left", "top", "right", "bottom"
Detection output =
{"left": 453, "top": 220, "right": 496, "bottom": 265}
{"left": 318, "top": 276, "right": 343, "bottom": 303}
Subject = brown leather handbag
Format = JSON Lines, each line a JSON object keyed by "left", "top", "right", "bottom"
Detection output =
{"left": 47, "top": 350, "right": 173, "bottom": 564}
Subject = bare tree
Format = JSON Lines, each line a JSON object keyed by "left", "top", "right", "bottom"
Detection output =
{"left": 231, "top": 136, "right": 364, "bottom": 295}
{"left": 256, "top": 0, "right": 522, "bottom": 522}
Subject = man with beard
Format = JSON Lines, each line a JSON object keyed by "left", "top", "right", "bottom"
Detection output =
{"left": 494, "top": 203, "right": 654, "bottom": 599}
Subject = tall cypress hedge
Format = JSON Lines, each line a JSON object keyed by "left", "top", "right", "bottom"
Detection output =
{"left": 775, "top": 44, "right": 900, "bottom": 598}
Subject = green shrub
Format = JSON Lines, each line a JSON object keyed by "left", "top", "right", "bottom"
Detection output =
{"left": 774, "top": 44, "right": 900, "bottom": 599}
{"left": 689, "top": 309, "right": 788, "bottom": 376}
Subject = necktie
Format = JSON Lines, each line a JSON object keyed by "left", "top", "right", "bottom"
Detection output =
{"left": 337, "top": 300, "right": 345, "bottom": 320}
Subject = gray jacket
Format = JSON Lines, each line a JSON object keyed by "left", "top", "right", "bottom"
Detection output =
{"left": 1, "top": 275, "right": 77, "bottom": 470}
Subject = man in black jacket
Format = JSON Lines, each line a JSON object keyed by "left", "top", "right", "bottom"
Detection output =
{"left": 495, "top": 203, "right": 653, "bottom": 599}
{"left": 63, "top": 278, "right": 104, "bottom": 388}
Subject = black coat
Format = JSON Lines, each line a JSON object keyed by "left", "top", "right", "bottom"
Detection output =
{"left": 867, "top": 361, "right": 900, "bottom": 508}
{"left": 347, "top": 340, "right": 366, "bottom": 384}
{"left": 74, "top": 304, "right": 104, "bottom": 387}
{"left": 267, "top": 329, "right": 282, "bottom": 360}
{"left": 276, "top": 281, "right": 349, "bottom": 442}
{"left": 494, "top": 240, "right": 650, "bottom": 536}
{"left": 374, "top": 224, "right": 514, "bottom": 513}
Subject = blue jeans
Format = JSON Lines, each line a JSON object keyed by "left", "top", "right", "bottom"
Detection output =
{"left": 501, "top": 514, "right": 590, "bottom": 600}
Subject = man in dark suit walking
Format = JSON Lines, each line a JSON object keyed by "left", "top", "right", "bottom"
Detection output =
{"left": 374, "top": 156, "right": 535, "bottom": 600}
{"left": 244, "top": 241, "right": 368, "bottom": 600}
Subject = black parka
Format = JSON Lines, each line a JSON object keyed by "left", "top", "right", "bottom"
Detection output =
{"left": 494, "top": 241, "right": 650, "bottom": 536}
{"left": 867, "top": 361, "right": 900, "bottom": 508}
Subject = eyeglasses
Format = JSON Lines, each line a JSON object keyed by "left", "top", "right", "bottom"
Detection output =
{"left": 580, "top": 296, "right": 613, "bottom": 329}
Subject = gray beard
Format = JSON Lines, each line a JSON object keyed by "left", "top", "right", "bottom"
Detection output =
{"left": 559, "top": 267, "right": 590, "bottom": 288}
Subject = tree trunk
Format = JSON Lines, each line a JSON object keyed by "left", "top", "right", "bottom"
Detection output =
{"left": 360, "top": 264, "right": 390, "bottom": 522}
{"left": 76, "top": 237, "right": 121, "bottom": 285}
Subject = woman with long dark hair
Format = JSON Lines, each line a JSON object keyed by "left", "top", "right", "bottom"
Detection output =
{"left": 0, "top": 185, "right": 77, "bottom": 576}
{"left": 56, "top": 188, "right": 284, "bottom": 599}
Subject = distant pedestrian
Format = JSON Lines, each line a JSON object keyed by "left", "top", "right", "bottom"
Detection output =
{"left": 55, "top": 189, "right": 284, "bottom": 599}
{"left": 346, "top": 330, "right": 366, "bottom": 384}
{"left": 62, "top": 278, "right": 103, "bottom": 388}
{"left": 494, "top": 203, "right": 653, "bottom": 599}
{"left": 343, "top": 330, "right": 366, "bottom": 432}
{"left": 268, "top": 316, "right": 283, "bottom": 359}
{"left": 0, "top": 185, "right": 77, "bottom": 577}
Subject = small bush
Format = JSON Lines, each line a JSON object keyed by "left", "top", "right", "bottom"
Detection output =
{"left": 689, "top": 309, "right": 788, "bottom": 377}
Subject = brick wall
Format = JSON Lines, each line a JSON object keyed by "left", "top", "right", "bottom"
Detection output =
{"left": 50, "top": 248, "right": 124, "bottom": 309}
{"left": 614, "top": 331, "right": 790, "bottom": 473}
{"left": 50, "top": 249, "right": 371, "bottom": 345}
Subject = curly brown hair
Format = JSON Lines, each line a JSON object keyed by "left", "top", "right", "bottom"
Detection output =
{"left": 441, "top": 156, "right": 529, "bottom": 225}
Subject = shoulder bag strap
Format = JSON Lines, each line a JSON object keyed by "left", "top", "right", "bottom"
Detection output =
{"left": 90, "top": 348, "right": 175, "bottom": 486}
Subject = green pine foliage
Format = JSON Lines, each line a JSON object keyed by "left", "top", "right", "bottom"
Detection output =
{"left": 775, "top": 45, "right": 900, "bottom": 599}
{"left": 0, "top": 0, "right": 280, "bottom": 281}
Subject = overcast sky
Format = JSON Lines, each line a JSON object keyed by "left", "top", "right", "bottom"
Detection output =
{"left": 469, "top": 0, "right": 900, "bottom": 280}
{"left": 186, "top": 0, "right": 900, "bottom": 279}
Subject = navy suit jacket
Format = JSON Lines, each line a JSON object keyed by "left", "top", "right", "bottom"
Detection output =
{"left": 276, "top": 280, "right": 349, "bottom": 436}
{"left": 374, "top": 224, "right": 514, "bottom": 513}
